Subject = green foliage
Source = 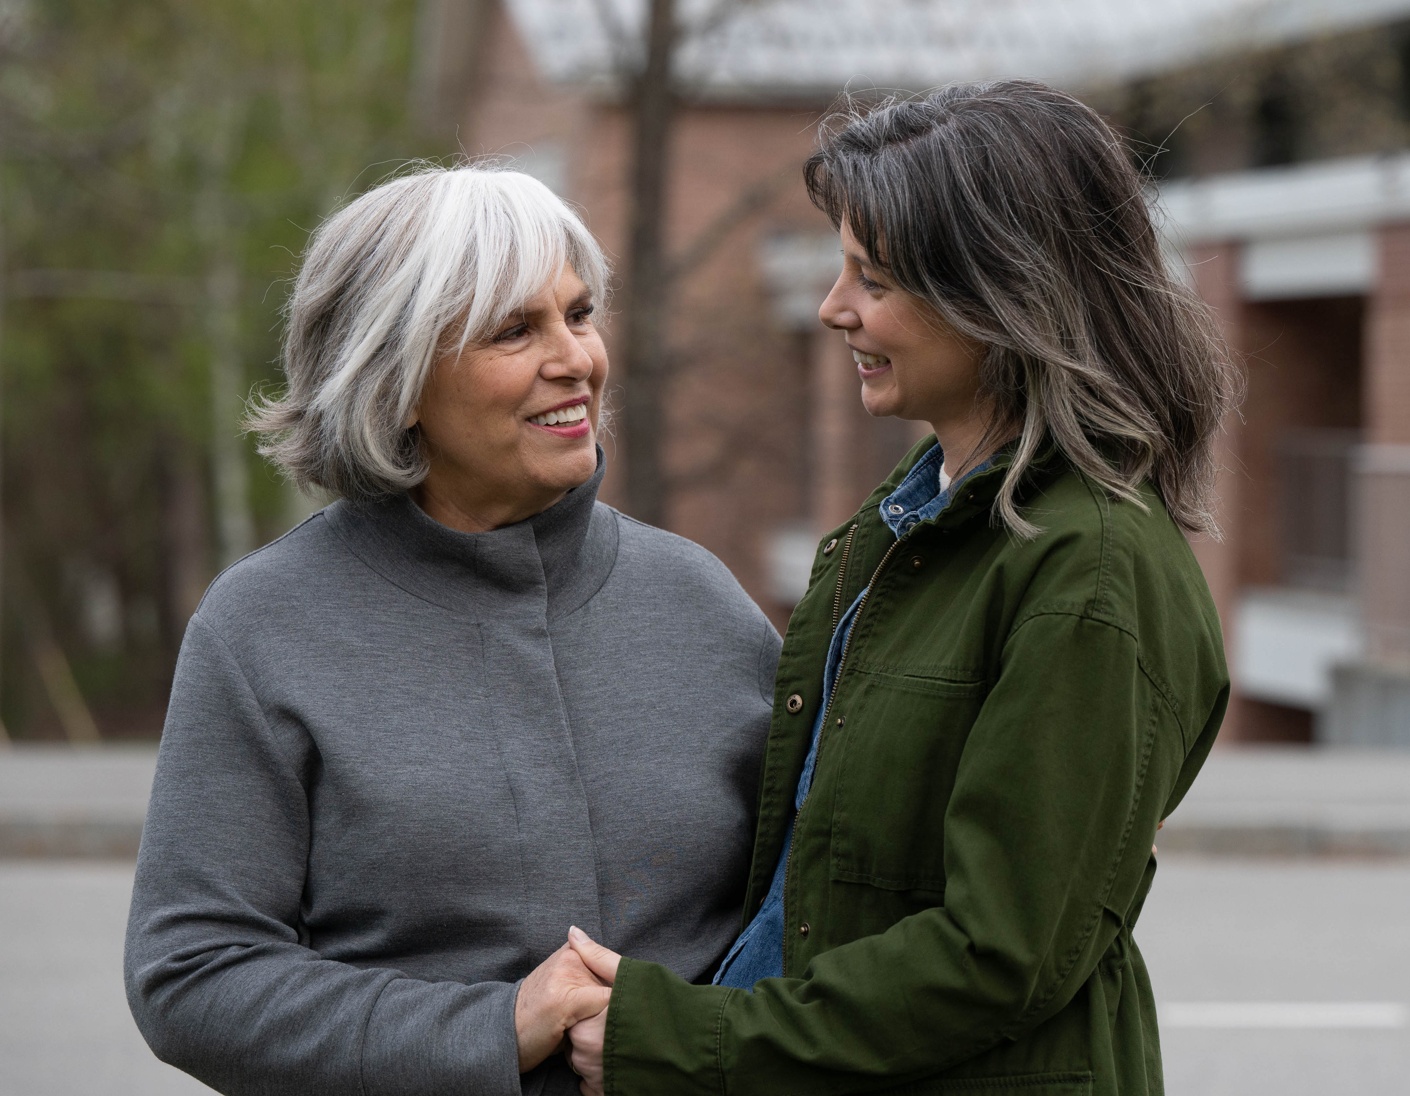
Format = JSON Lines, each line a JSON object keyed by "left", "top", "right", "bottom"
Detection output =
{"left": 2, "top": 0, "right": 436, "bottom": 737}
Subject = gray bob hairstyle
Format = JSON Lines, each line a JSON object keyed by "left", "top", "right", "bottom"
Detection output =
{"left": 805, "top": 80, "right": 1239, "bottom": 538}
{"left": 248, "top": 164, "right": 610, "bottom": 501}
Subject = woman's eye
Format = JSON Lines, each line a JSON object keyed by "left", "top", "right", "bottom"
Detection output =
{"left": 569, "top": 304, "right": 595, "bottom": 325}
{"left": 493, "top": 322, "right": 529, "bottom": 343}
{"left": 857, "top": 272, "right": 885, "bottom": 292}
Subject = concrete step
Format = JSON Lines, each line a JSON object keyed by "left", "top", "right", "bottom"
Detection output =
{"left": 2, "top": 743, "right": 1408, "bottom": 859}
{"left": 1160, "top": 745, "right": 1410, "bottom": 857}
{"left": 0, "top": 746, "right": 152, "bottom": 857}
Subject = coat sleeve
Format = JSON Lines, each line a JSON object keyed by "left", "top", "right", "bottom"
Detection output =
{"left": 603, "top": 610, "right": 1198, "bottom": 1096}
{"left": 123, "top": 614, "right": 524, "bottom": 1096}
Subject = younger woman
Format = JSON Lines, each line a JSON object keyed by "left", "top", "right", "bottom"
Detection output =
{"left": 564, "top": 80, "right": 1237, "bottom": 1096}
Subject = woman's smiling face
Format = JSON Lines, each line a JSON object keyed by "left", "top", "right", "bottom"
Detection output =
{"left": 818, "top": 222, "right": 987, "bottom": 438}
{"left": 410, "top": 266, "right": 607, "bottom": 532}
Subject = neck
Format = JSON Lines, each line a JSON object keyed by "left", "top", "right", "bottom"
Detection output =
{"left": 932, "top": 410, "right": 1006, "bottom": 483}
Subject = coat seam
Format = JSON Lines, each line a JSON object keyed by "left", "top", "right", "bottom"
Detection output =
{"left": 194, "top": 512, "right": 327, "bottom": 614}
{"left": 1004, "top": 607, "right": 1184, "bottom": 737}
{"left": 186, "top": 613, "right": 310, "bottom": 781}
{"left": 1135, "top": 656, "right": 1189, "bottom": 750}
{"left": 1079, "top": 474, "right": 1115, "bottom": 618}
{"left": 756, "top": 618, "right": 780, "bottom": 705}
{"left": 549, "top": 505, "right": 623, "bottom": 622}
{"left": 714, "top": 987, "right": 734, "bottom": 1096}
{"left": 324, "top": 514, "right": 484, "bottom": 615}
{"left": 1009, "top": 688, "right": 1159, "bottom": 1034}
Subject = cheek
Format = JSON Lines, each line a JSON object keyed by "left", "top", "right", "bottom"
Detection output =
{"left": 587, "top": 339, "right": 610, "bottom": 385}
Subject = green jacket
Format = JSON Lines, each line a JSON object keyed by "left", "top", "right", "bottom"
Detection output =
{"left": 604, "top": 438, "right": 1229, "bottom": 1096}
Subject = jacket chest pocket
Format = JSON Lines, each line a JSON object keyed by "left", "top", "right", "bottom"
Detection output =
{"left": 829, "top": 667, "right": 988, "bottom": 892}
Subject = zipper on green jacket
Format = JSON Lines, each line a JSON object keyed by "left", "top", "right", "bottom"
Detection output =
{"left": 783, "top": 530, "right": 908, "bottom": 972}
{"left": 829, "top": 524, "right": 858, "bottom": 632}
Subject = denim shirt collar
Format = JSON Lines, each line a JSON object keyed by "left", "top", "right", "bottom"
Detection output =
{"left": 878, "top": 442, "right": 990, "bottom": 536}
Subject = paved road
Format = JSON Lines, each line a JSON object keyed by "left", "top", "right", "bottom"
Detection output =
{"left": 1, "top": 855, "right": 1407, "bottom": 1095}
{"left": 0, "top": 861, "right": 213, "bottom": 1095}
{"left": 1141, "top": 856, "right": 1410, "bottom": 1096}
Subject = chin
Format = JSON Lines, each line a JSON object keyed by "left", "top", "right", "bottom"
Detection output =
{"left": 553, "top": 445, "right": 600, "bottom": 490}
{"left": 860, "top": 390, "right": 899, "bottom": 419}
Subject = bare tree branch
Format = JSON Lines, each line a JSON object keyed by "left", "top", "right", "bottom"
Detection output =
{"left": 588, "top": 0, "right": 641, "bottom": 79}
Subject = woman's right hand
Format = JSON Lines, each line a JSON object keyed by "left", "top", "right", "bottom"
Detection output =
{"left": 515, "top": 943, "right": 612, "bottom": 1073}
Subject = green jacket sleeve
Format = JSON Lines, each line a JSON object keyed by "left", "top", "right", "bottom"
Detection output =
{"left": 604, "top": 610, "right": 1191, "bottom": 1096}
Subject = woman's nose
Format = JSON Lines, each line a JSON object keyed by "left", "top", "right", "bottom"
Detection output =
{"left": 542, "top": 325, "right": 596, "bottom": 379}
{"left": 819, "top": 275, "right": 858, "bottom": 331}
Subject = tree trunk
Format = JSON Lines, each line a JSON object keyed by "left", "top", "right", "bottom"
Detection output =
{"left": 156, "top": 441, "right": 211, "bottom": 659}
{"left": 199, "top": 94, "right": 257, "bottom": 567}
{"left": 618, "top": 0, "right": 678, "bottom": 526}
{"left": 0, "top": 139, "right": 8, "bottom": 742}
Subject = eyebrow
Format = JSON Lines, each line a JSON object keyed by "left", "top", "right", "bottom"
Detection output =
{"left": 844, "top": 249, "right": 885, "bottom": 272}
{"left": 512, "top": 289, "right": 593, "bottom": 322}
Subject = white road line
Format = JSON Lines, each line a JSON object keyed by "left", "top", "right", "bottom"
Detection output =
{"left": 1161, "top": 1002, "right": 1409, "bottom": 1029}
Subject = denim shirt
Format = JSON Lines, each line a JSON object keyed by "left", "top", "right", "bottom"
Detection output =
{"left": 715, "top": 444, "right": 983, "bottom": 989}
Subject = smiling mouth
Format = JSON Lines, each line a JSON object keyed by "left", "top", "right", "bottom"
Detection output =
{"left": 852, "top": 349, "right": 891, "bottom": 368}
{"left": 527, "top": 402, "right": 589, "bottom": 427}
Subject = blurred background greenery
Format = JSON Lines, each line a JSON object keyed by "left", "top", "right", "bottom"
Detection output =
{"left": 1, "top": 0, "right": 431, "bottom": 739}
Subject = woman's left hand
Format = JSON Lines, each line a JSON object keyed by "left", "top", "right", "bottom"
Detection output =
{"left": 566, "top": 927, "right": 622, "bottom": 1096}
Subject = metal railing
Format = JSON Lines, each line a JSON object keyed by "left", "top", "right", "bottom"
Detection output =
{"left": 1278, "top": 429, "right": 1361, "bottom": 592}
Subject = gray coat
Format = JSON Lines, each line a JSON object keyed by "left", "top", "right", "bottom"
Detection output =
{"left": 125, "top": 458, "right": 780, "bottom": 1096}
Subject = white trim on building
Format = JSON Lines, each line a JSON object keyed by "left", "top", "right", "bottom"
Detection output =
{"left": 506, "top": 0, "right": 1410, "bottom": 98}
{"left": 1157, "top": 154, "right": 1410, "bottom": 300}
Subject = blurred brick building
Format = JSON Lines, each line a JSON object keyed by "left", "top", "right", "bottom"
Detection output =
{"left": 416, "top": 0, "right": 1410, "bottom": 745}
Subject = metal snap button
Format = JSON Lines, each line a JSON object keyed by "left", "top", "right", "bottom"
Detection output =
{"left": 799, "top": 922, "right": 810, "bottom": 937}
{"left": 786, "top": 693, "right": 804, "bottom": 714}
{"left": 910, "top": 555, "right": 924, "bottom": 570}
{"left": 888, "top": 503, "right": 904, "bottom": 515}
{"left": 835, "top": 714, "right": 845, "bottom": 727}
{"left": 822, "top": 538, "right": 839, "bottom": 555}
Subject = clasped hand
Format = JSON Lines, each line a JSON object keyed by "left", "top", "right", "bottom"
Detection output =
{"left": 514, "top": 925, "right": 621, "bottom": 1096}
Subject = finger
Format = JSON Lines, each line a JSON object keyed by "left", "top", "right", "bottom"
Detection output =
{"left": 569, "top": 1040, "right": 597, "bottom": 1079}
{"left": 567, "top": 985, "right": 612, "bottom": 1023}
{"left": 1157, "top": 820, "right": 1165, "bottom": 830}
{"left": 568, "top": 926, "right": 621, "bottom": 985}
{"left": 557, "top": 947, "right": 609, "bottom": 987}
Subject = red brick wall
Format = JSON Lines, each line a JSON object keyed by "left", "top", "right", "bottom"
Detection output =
{"left": 464, "top": 12, "right": 924, "bottom": 624}
{"left": 1238, "top": 296, "right": 1363, "bottom": 587}
{"left": 1362, "top": 224, "right": 1410, "bottom": 664}
{"left": 1185, "top": 243, "right": 1246, "bottom": 640}
{"left": 1366, "top": 224, "right": 1410, "bottom": 446}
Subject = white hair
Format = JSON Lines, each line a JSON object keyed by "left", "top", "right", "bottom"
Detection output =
{"left": 247, "top": 163, "right": 610, "bottom": 501}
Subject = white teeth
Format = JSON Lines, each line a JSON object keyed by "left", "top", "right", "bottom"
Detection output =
{"left": 853, "top": 350, "right": 891, "bottom": 368}
{"left": 529, "top": 403, "right": 588, "bottom": 427}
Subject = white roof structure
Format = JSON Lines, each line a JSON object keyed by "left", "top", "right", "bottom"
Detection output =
{"left": 507, "top": 0, "right": 1410, "bottom": 97}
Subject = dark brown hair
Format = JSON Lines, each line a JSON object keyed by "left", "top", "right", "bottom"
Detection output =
{"left": 805, "top": 80, "right": 1240, "bottom": 537}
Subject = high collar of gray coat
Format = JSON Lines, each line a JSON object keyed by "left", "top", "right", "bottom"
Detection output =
{"left": 325, "top": 447, "right": 619, "bottom": 622}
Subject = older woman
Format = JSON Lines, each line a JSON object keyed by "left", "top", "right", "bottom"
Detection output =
{"left": 124, "top": 165, "right": 779, "bottom": 1096}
